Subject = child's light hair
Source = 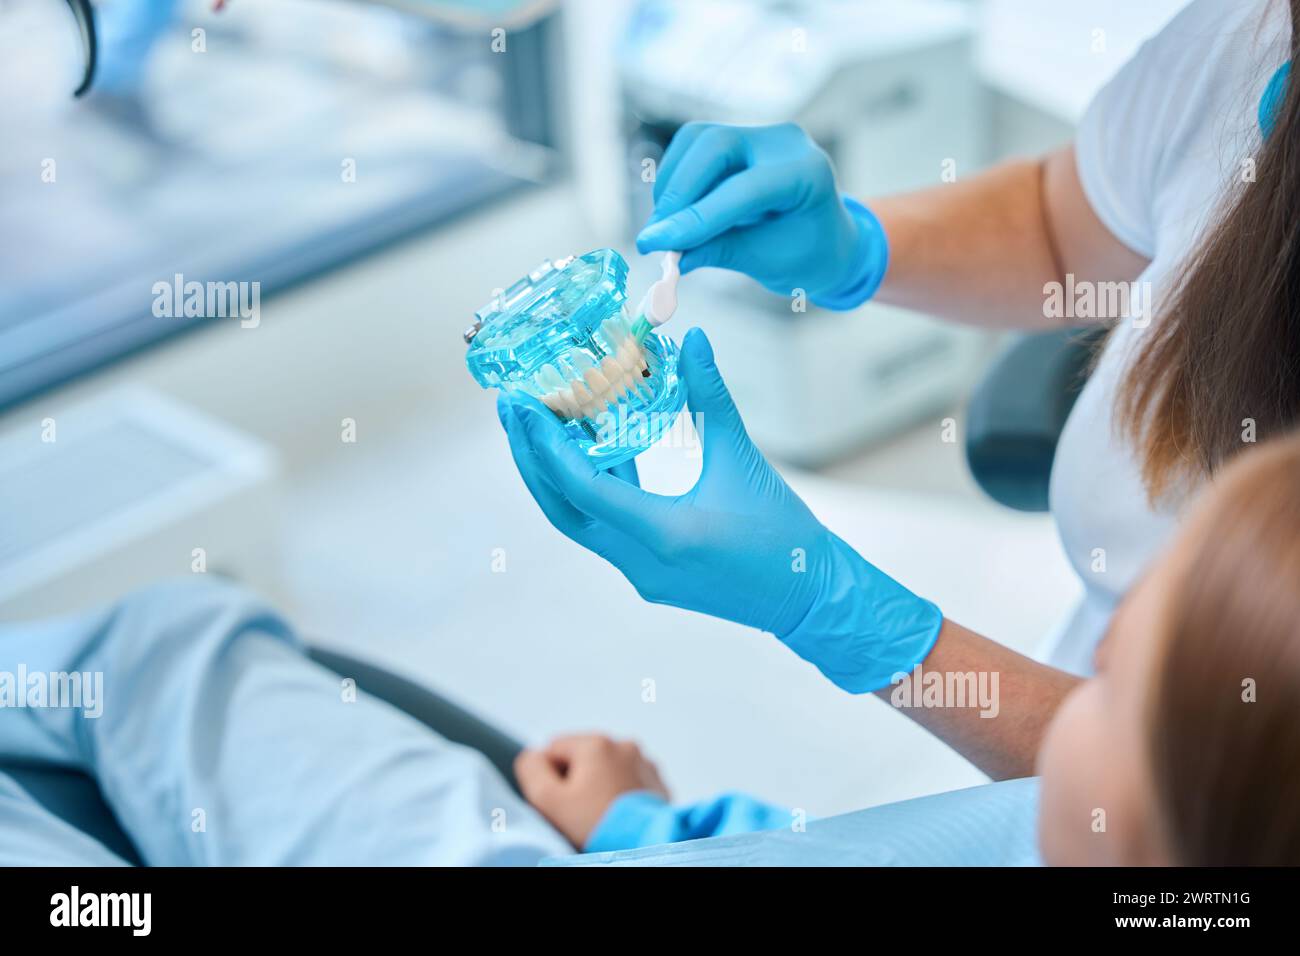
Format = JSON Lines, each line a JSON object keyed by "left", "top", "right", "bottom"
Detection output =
{"left": 1147, "top": 432, "right": 1300, "bottom": 865}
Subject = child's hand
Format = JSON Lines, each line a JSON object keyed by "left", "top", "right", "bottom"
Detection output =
{"left": 515, "top": 734, "right": 670, "bottom": 849}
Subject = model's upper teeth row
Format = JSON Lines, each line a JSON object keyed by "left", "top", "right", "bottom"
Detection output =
{"left": 532, "top": 316, "right": 651, "bottom": 421}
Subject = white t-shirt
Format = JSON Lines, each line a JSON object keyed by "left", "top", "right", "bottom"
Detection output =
{"left": 1045, "top": 0, "right": 1289, "bottom": 674}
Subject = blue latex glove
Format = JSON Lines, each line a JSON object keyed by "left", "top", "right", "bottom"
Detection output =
{"left": 584, "top": 790, "right": 794, "bottom": 854}
{"left": 636, "top": 122, "right": 888, "bottom": 310}
{"left": 497, "top": 328, "right": 943, "bottom": 693}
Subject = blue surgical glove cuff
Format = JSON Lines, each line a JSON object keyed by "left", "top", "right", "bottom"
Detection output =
{"left": 809, "top": 197, "right": 890, "bottom": 311}
{"left": 777, "top": 532, "right": 943, "bottom": 694}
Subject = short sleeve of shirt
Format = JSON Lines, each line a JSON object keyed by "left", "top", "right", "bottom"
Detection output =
{"left": 1075, "top": 43, "right": 1165, "bottom": 257}
{"left": 1074, "top": 0, "right": 1284, "bottom": 260}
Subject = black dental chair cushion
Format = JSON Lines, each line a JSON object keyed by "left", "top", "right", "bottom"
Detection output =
{"left": 963, "top": 327, "right": 1104, "bottom": 512}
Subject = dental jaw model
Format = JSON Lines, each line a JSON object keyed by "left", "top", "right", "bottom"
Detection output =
{"left": 539, "top": 250, "right": 682, "bottom": 419}
{"left": 465, "top": 249, "right": 686, "bottom": 469}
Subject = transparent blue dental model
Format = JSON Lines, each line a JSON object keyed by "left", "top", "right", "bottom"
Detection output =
{"left": 464, "top": 249, "right": 686, "bottom": 469}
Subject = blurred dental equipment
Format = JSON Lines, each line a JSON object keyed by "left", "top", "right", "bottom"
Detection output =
{"left": 615, "top": 0, "right": 992, "bottom": 465}
{"left": 0, "top": 0, "right": 561, "bottom": 413}
{"left": 64, "top": 0, "right": 96, "bottom": 96}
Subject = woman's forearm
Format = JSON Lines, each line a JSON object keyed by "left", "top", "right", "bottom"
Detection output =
{"left": 870, "top": 157, "right": 1065, "bottom": 329}
{"left": 868, "top": 147, "right": 1149, "bottom": 330}
{"left": 873, "top": 618, "right": 1081, "bottom": 780}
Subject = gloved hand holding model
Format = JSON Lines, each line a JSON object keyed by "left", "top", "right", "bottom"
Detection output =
{"left": 498, "top": 328, "right": 942, "bottom": 693}
{"left": 636, "top": 122, "right": 888, "bottom": 309}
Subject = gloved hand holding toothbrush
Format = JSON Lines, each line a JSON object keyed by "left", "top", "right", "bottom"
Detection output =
{"left": 636, "top": 122, "right": 888, "bottom": 310}
{"left": 497, "top": 327, "right": 942, "bottom": 693}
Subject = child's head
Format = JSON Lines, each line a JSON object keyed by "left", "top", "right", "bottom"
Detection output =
{"left": 1037, "top": 434, "right": 1300, "bottom": 865}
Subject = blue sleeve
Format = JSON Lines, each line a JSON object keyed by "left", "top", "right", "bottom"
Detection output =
{"left": 584, "top": 790, "right": 793, "bottom": 853}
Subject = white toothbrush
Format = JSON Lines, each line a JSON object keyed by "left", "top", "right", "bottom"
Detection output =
{"left": 630, "top": 251, "right": 682, "bottom": 344}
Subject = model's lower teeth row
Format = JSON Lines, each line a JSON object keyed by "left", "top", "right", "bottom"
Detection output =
{"left": 530, "top": 317, "right": 651, "bottom": 421}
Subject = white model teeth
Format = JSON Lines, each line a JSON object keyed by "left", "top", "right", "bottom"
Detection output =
{"left": 597, "top": 315, "right": 649, "bottom": 378}
{"left": 533, "top": 316, "right": 652, "bottom": 421}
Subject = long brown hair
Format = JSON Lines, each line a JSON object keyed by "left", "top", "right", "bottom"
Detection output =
{"left": 1148, "top": 432, "right": 1300, "bottom": 865}
{"left": 1119, "top": 0, "right": 1300, "bottom": 500}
